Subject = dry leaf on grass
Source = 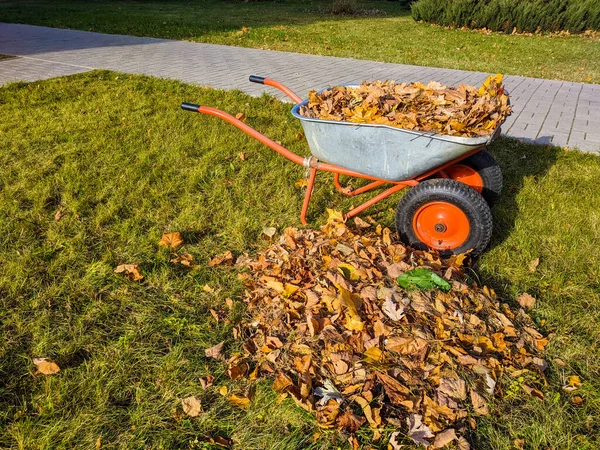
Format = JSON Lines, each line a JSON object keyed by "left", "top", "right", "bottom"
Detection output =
{"left": 181, "top": 396, "right": 202, "bottom": 417}
{"left": 209, "top": 251, "right": 234, "bottom": 267}
{"left": 210, "top": 211, "right": 549, "bottom": 447}
{"left": 228, "top": 394, "right": 251, "bottom": 409}
{"left": 528, "top": 258, "right": 540, "bottom": 272}
{"left": 516, "top": 293, "right": 536, "bottom": 309}
{"left": 33, "top": 357, "right": 60, "bottom": 375}
{"left": 114, "top": 264, "right": 144, "bottom": 281}
{"left": 170, "top": 253, "right": 194, "bottom": 267}
{"left": 54, "top": 208, "right": 64, "bottom": 222}
{"left": 158, "top": 232, "right": 184, "bottom": 249}
{"left": 205, "top": 341, "right": 225, "bottom": 360}
{"left": 235, "top": 112, "right": 247, "bottom": 122}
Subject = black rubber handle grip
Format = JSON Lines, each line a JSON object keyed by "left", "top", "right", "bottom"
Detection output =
{"left": 181, "top": 102, "right": 200, "bottom": 112}
{"left": 249, "top": 75, "right": 265, "bottom": 84}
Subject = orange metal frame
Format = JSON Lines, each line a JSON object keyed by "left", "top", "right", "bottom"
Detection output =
{"left": 182, "top": 77, "right": 485, "bottom": 225}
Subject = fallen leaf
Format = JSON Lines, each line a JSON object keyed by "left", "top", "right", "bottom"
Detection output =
{"left": 563, "top": 375, "right": 582, "bottom": 392}
{"left": 181, "top": 396, "right": 202, "bottom": 417}
{"left": 433, "top": 428, "right": 457, "bottom": 448}
{"left": 170, "top": 253, "right": 194, "bottom": 267}
{"left": 314, "top": 379, "right": 343, "bottom": 405}
{"left": 470, "top": 390, "right": 489, "bottom": 416}
{"left": 382, "top": 296, "right": 406, "bottom": 321}
{"left": 406, "top": 414, "right": 434, "bottom": 446}
{"left": 205, "top": 341, "right": 225, "bottom": 360}
{"left": 262, "top": 227, "right": 277, "bottom": 238}
{"left": 516, "top": 293, "right": 536, "bottom": 309}
{"left": 114, "top": 264, "right": 144, "bottom": 281}
{"left": 54, "top": 208, "right": 64, "bottom": 222}
{"left": 528, "top": 258, "right": 540, "bottom": 272}
{"left": 235, "top": 112, "right": 247, "bottom": 121}
{"left": 238, "top": 152, "right": 247, "bottom": 160}
{"left": 228, "top": 393, "right": 251, "bottom": 409}
{"left": 209, "top": 251, "right": 234, "bottom": 267}
{"left": 158, "top": 232, "right": 184, "bottom": 249}
{"left": 33, "top": 357, "right": 60, "bottom": 375}
{"left": 199, "top": 375, "right": 215, "bottom": 389}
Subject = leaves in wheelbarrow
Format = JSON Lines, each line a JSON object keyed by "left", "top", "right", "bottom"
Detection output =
{"left": 211, "top": 211, "right": 548, "bottom": 447}
{"left": 299, "top": 74, "right": 512, "bottom": 137}
{"left": 397, "top": 267, "right": 452, "bottom": 292}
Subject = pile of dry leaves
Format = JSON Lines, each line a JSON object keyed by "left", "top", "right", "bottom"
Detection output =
{"left": 298, "top": 74, "right": 511, "bottom": 137}
{"left": 209, "top": 211, "right": 550, "bottom": 449}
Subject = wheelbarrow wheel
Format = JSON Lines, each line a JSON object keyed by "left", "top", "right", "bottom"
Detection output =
{"left": 395, "top": 179, "right": 493, "bottom": 257}
{"left": 442, "top": 150, "right": 502, "bottom": 205}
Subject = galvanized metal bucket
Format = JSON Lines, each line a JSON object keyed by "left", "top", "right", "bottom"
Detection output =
{"left": 291, "top": 96, "right": 499, "bottom": 182}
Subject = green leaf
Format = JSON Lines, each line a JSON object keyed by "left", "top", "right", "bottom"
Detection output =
{"left": 396, "top": 268, "right": 451, "bottom": 292}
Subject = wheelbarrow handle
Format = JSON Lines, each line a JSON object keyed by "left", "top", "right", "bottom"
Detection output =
{"left": 181, "top": 102, "right": 200, "bottom": 112}
{"left": 248, "top": 75, "right": 303, "bottom": 105}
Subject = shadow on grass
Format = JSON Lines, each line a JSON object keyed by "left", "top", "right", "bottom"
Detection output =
{"left": 486, "top": 137, "right": 560, "bottom": 250}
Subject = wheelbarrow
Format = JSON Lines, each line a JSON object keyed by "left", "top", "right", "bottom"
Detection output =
{"left": 181, "top": 75, "right": 503, "bottom": 256}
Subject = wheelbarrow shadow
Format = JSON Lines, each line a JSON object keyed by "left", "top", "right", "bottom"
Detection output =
{"left": 484, "top": 136, "right": 560, "bottom": 251}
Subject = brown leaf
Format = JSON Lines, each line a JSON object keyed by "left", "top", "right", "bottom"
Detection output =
{"left": 158, "top": 232, "right": 184, "bottom": 249}
{"left": 470, "top": 389, "right": 489, "bottom": 416}
{"left": 433, "top": 428, "right": 457, "bottom": 448}
{"left": 205, "top": 341, "right": 225, "bottom": 360}
{"left": 33, "top": 357, "right": 60, "bottom": 375}
{"left": 181, "top": 396, "right": 202, "bottom": 417}
{"left": 114, "top": 264, "right": 144, "bottom": 281}
{"left": 238, "top": 152, "right": 247, "bottom": 160}
{"left": 170, "top": 253, "right": 195, "bottom": 267}
{"left": 516, "top": 293, "right": 536, "bottom": 309}
{"left": 528, "top": 258, "right": 540, "bottom": 272}
{"left": 209, "top": 251, "right": 235, "bottom": 267}
{"left": 199, "top": 375, "right": 215, "bottom": 389}
{"left": 54, "top": 208, "right": 64, "bottom": 222}
{"left": 235, "top": 112, "right": 247, "bottom": 121}
{"left": 438, "top": 377, "right": 467, "bottom": 401}
{"left": 336, "top": 408, "right": 366, "bottom": 433}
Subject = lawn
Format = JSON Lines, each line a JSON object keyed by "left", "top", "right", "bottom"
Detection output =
{"left": 1, "top": 0, "right": 599, "bottom": 84}
{"left": 1, "top": 71, "right": 599, "bottom": 449}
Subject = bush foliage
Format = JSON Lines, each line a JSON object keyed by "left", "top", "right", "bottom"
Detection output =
{"left": 411, "top": 0, "right": 600, "bottom": 33}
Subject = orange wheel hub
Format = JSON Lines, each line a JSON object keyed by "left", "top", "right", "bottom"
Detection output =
{"left": 444, "top": 164, "right": 484, "bottom": 193}
{"left": 413, "top": 202, "right": 470, "bottom": 250}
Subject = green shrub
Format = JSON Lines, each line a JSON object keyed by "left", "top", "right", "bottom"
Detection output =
{"left": 411, "top": 0, "right": 600, "bottom": 33}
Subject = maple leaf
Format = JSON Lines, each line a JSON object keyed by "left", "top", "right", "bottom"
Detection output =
{"left": 33, "top": 357, "right": 60, "bottom": 375}
{"left": 158, "top": 232, "right": 184, "bottom": 249}
{"left": 516, "top": 293, "right": 536, "bottom": 309}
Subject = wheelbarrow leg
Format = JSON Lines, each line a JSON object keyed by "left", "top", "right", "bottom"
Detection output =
{"left": 300, "top": 167, "right": 318, "bottom": 225}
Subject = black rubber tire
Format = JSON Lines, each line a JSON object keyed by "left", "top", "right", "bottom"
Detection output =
{"left": 395, "top": 179, "right": 493, "bottom": 257}
{"left": 450, "top": 151, "right": 503, "bottom": 206}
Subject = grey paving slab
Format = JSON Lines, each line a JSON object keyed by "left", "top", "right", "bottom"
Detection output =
{"left": 1, "top": 22, "right": 599, "bottom": 153}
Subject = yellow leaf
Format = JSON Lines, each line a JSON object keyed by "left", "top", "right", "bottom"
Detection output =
{"left": 282, "top": 283, "right": 300, "bottom": 298}
{"left": 218, "top": 385, "right": 228, "bottom": 396}
{"left": 228, "top": 394, "right": 251, "bottom": 409}
{"left": 364, "top": 346, "right": 383, "bottom": 362}
{"left": 336, "top": 286, "right": 364, "bottom": 331}
{"left": 326, "top": 209, "right": 344, "bottom": 224}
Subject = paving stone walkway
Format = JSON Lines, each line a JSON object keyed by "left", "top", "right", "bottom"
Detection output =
{"left": 1, "top": 23, "right": 599, "bottom": 152}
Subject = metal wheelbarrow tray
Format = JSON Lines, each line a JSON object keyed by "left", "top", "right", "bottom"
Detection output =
{"left": 181, "top": 75, "right": 505, "bottom": 257}
{"left": 292, "top": 97, "right": 499, "bottom": 181}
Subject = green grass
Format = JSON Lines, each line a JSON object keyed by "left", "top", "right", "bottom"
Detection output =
{"left": 1, "top": 71, "right": 599, "bottom": 449}
{"left": 1, "top": 0, "right": 599, "bottom": 84}
{"left": 0, "top": 54, "right": 17, "bottom": 60}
